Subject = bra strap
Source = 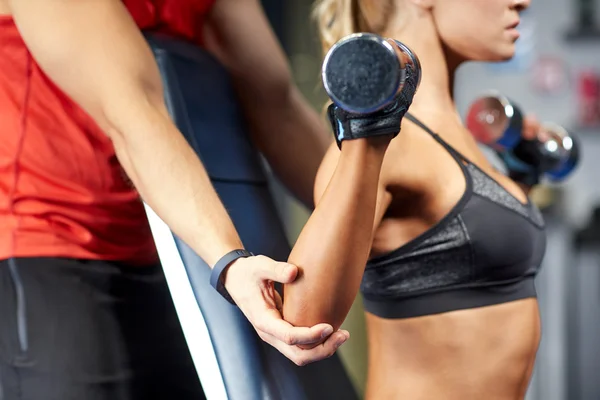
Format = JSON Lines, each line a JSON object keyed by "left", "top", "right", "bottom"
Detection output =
{"left": 404, "top": 112, "right": 469, "bottom": 162}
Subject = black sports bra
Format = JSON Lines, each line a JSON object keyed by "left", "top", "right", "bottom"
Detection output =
{"left": 360, "top": 114, "right": 547, "bottom": 319}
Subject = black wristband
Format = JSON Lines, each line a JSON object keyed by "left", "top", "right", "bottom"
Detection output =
{"left": 327, "top": 100, "right": 408, "bottom": 148}
{"left": 210, "top": 249, "right": 254, "bottom": 305}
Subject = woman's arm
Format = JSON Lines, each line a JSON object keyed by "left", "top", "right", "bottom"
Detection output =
{"left": 7, "top": 0, "right": 344, "bottom": 365}
{"left": 206, "top": 6, "right": 406, "bottom": 332}
{"left": 204, "top": 0, "right": 331, "bottom": 207}
{"left": 283, "top": 139, "right": 393, "bottom": 333}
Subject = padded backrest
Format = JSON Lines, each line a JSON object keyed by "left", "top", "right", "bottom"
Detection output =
{"left": 145, "top": 34, "right": 358, "bottom": 400}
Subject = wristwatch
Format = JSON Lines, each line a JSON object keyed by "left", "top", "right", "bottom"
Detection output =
{"left": 209, "top": 249, "right": 254, "bottom": 305}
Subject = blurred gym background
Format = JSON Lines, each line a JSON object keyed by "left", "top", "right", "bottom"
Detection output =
{"left": 262, "top": 0, "right": 600, "bottom": 399}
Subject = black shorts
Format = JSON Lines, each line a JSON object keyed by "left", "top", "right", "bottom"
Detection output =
{"left": 0, "top": 257, "right": 206, "bottom": 400}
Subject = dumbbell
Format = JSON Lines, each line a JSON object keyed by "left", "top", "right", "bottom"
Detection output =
{"left": 322, "top": 33, "right": 421, "bottom": 114}
{"left": 466, "top": 93, "right": 579, "bottom": 182}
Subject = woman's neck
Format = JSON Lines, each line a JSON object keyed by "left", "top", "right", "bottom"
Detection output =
{"left": 384, "top": 15, "right": 463, "bottom": 124}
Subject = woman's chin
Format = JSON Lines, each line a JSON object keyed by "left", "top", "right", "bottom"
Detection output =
{"left": 499, "top": 42, "right": 517, "bottom": 60}
{"left": 498, "top": 52, "right": 516, "bottom": 62}
{"left": 484, "top": 46, "right": 516, "bottom": 63}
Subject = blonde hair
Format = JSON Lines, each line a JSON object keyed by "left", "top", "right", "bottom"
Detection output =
{"left": 313, "top": 0, "right": 396, "bottom": 55}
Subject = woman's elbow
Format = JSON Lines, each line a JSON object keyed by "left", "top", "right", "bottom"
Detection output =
{"left": 282, "top": 290, "right": 348, "bottom": 333}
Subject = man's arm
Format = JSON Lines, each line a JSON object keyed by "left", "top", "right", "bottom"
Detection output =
{"left": 9, "top": 0, "right": 240, "bottom": 265}
{"left": 204, "top": 0, "right": 331, "bottom": 207}
{"left": 7, "top": 0, "right": 346, "bottom": 365}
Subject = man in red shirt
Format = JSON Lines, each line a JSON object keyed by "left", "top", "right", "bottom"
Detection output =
{"left": 0, "top": 0, "right": 348, "bottom": 398}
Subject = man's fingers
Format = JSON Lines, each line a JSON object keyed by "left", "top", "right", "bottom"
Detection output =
{"left": 254, "top": 258, "right": 298, "bottom": 283}
{"left": 273, "top": 290, "right": 283, "bottom": 313}
{"left": 297, "top": 329, "right": 350, "bottom": 350}
{"left": 254, "top": 310, "right": 334, "bottom": 346}
{"left": 322, "top": 330, "right": 350, "bottom": 350}
{"left": 261, "top": 335, "right": 314, "bottom": 366}
{"left": 260, "top": 330, "right": 349, "bottom": 366}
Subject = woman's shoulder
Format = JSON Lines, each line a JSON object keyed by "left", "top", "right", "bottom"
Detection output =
{"left": 382, "top": 122, "right": 440, "bottom": 188}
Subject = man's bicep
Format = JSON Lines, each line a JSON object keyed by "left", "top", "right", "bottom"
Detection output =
{"left": 8, "top": 0, "right": 164, "bottom": 131}
{"left": 204, "top": 0, "right": 292, "bottom": 99}
{"left": 0, "top": 0, "right": 10, "bottom": 15}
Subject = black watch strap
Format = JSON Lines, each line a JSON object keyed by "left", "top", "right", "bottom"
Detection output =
{"left": 210, "top": 249, "right": 254, "bottom": 305}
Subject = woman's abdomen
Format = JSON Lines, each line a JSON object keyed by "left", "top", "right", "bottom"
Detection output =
{"left": 365, "top": 298, "right": 541, "bottom": 400}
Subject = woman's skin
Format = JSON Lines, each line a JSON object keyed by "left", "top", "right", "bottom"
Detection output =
{"left": 2, "top": 0, "right": 543, "bottom": 396}
{"left": 286, "top": 0, "right": 544, "bottom": 398}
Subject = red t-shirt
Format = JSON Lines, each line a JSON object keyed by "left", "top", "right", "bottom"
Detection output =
{"left": 0, "top": 0, "right": 216, "bottom": 265}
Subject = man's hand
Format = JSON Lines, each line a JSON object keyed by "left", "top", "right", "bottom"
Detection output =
{"left": 223, "top": 255, "right": 350, "bottom": 366}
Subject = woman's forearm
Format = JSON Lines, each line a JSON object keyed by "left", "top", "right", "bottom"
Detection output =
{"left": 282, "top": 139, "right": 388, "bottom": 331}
